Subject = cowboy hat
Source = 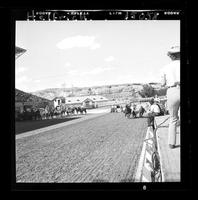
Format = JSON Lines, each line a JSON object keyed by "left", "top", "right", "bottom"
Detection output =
{"left": 154, "top": 98, "right": 160, "bottom": 103}
{"left": 168, "top": 46, "right": 180, "bottom": 54}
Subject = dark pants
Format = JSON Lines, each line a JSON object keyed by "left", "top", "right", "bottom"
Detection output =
{"left": 147, "top": 112, "right": 160, "bottom": 130}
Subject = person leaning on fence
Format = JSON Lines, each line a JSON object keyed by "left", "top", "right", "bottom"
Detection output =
{"left": 146, "top": 98, "right": 161, "bottom": 130}
{"left": 160, "top": 46, "right": 180, "bottom": 149}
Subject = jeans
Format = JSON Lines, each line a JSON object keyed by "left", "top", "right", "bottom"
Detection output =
{"left": 167, "top": 86, "right": 180, "bottom": 145}
{"left": 147, "top": 112, "right": 160, "bottom": 130}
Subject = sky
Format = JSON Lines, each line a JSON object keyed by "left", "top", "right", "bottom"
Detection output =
{"left": 15, "top": 20, "right": 180, "bottom": 92}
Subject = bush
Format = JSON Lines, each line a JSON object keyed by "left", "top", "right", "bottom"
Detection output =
{"left": 139, "top": 84, "right": 155, "bottom": 98}
{"left": 155, "top": 88, "right": 167, "bottom": 96}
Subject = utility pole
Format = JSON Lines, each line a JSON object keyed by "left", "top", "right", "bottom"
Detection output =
{"left": 62, "top": 82, "right": 67, "bottom": 97}
{"left": 71, "top": 84, "right": 74, "bottom": 96}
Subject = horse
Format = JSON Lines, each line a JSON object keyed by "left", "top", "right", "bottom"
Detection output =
{"left": 31, "top": 109, "right": 42, "bottom": 120}
{"left": 60, "top": 108, "right": 67, "bottom": 118}
{"left": 39, "top": 108, "right": 49, "bottom": 120}
{"left": 110, "top": 105, "right": 117, "bottom": 113}
{"left": 76, "top": 106, "right": 87, "bottom": 114}
{"left": 122, "top": 106, "right": 126, "bottom": 113}
{"left": 44, "top": 108, "right": 54, "bottom": 119}
{"left": 131, "top": 105, "right": 146, "bottom": 118}
{"left": 15, "top": 110, "right": 28, "bottom": 121}
{"left": 66, "top": 106, "right": 76, "bottom": 115}
{"left": 116, "top": 105, "right": 122, "bottom": 112}
{"left": 124, "top": 104, "right": 132, "bottom": 118}
{"left": 53, "top": 109, "right": 62, "bottom": 118}
{"left": 138, "top": 106, "right": 146, "bottom": 117}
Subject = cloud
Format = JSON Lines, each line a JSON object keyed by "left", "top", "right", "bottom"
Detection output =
{"left": 114, "top": 72, "right": 160, "bottom": 84}
{"left": 15, "top": 67, "right": 30, "bottom": 86}
{"left": 15, "top": 67, "right": 27, "bottom": 76}
{"left": 16, "top": 75, "right": 31, "bottom": 84}
{"left": 57, "top": 35, "right": 100, "bottom": 50}
{"left": 82, "top": 66, "right": 114, "bottom": 75}
{"left": 90, "top": 43, "right": 101, "bottom": 50}
{"left": 66, "top": 66, "right": 114, "bottom": 77}
{"left": 65, "top": 62, "right": 71, "bottom": 67}
{"left": 67, "top": 69, "right": 79, "bottom": 76}
{"left": 105, "top": 56, "right": 115, "bottom": 62}
{"left": 34, "top": 79, "right": 41, "bottom": 83}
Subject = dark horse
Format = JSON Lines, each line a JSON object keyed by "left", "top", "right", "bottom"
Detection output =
{"left": 66, "top": 107, "right": 76, "bottom": 115}
{"left": 76, "top": 106, "right": 87, "bottom": 114}
{"left": 124, "top": 105, "right": 132, "bottom": 118}
{"left": 34, "top": 109, "right": 42, "bottom": 120}
{"left": 124, "top": 104, "right": 146, "bottom": 119}
{"left": 138, "top": 106, "right": 146, "bottom": 117}
{"left": 131, "top": 105, "right": 146, "bottom": 118}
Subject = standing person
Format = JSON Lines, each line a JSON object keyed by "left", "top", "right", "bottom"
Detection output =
{"left": 146, "top": 98, "right": 161, "bottom": 130}
{"left": 160, "top": 46, "right": 180, "bottom": 149}
{"left": 154, "top": 94, "right": 160, "bottom": 103}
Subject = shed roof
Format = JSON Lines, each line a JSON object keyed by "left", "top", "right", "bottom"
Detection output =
{"left": 52, "top": 95, "right": 108, "bottom": 104}
{"left": 63, "top": 95, "right": 108, "bottom": 104}
{"left": 52, "top": 96, "right": 65, "bottom": 101}
{"left": 15, "top": 46, "right": 26, "bottom": 59}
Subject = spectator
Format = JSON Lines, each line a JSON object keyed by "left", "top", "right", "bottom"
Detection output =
{"left": 154, "top": 94, "right": 160, "bottom": 103}
{"left": 160, "top": 46, "right": 180, "bottom": 149}
{"left": 149, "top": 98, "right": 161, "bottom": 116}
{"left": 146, "top": 98, "right": 161, "bottom": 130}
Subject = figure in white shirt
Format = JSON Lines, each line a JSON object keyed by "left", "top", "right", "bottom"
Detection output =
{"left": 150, "top": 102, "right": 161, "bottom": 115}
{"left": 160, "top": 46, "right": 180, "bottom": 149}
{"left": 146, "top": 98, "right": 161, "bottom": 130}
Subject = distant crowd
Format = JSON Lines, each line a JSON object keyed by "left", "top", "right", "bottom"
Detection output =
{"left": 110, "top": 95, "right": 168, "bottom": 119}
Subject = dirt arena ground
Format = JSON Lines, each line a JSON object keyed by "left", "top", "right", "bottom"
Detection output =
{"left": 16, "top": 112, "right": 147, "bottom": 182}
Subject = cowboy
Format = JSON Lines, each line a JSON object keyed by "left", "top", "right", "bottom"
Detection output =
{"left": 154, "top": 94, "right": 160, "bottom": 103}
{"left": 150, "top": 98, "right": 161, "bottom": 116}
{"left": 160, "top": 46, "right": 180, "bottom": 149}
{"left": 146, "top": 98, "right": 161, "bottom": 130}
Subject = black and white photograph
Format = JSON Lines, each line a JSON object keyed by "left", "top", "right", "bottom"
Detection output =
{"left": 11, "top": 8, "right": 191, "bottom": 190}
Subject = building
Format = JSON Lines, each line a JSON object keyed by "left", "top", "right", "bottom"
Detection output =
{"left": 65, "top": 96, "right": 94, "bottom": 108}
{"left": 52, "top": 97, "right": 66, "bottom": 108}
{"left": 52, "top": 95, "right": 109, "bottom": 109}
{"left": 15, "top": 46, "right": 53, "bottom": 114}
{"left": 15, "top": 46, "right": 27, "bottom": 59}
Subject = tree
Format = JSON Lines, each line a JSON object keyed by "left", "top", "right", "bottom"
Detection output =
{"left": 139, "top": 84, "right": 155, "bottom": 98}
{"left": 154, "top": 88, "right": 167, "bottom": 96}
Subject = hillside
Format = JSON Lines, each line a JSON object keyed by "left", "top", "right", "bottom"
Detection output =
{"left": 15, "top": 88, "right": 52, "bottom": 107}
{"left": 31, "top": 83, "right": 162, "bottom": 101}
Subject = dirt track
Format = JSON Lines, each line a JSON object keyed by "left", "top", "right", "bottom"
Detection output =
{"left": 16, "top": 112, "right": 147, "bottom": 182}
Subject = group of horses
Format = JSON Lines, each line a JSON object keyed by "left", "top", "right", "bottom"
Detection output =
{"left": 123, "top": 104, "right": 146, "bottom": 119}
{"left": 110, "top": 105, "right": 122, "bottom": 113}
{"left": 15, "top": 106, "right": 87, "bottom": 121}
{"left": 122, "top": 102, "right": 168, "bottom": 119}
{"left": 110, "top": 103, "right": 146, "bottom": 119}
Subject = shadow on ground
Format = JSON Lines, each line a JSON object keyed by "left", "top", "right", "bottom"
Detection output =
{"left": 92, "top": 178, "right": 134, "bottom": 183}
{"left": 15, "top": 117, "right": 81, "bottom": 134}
